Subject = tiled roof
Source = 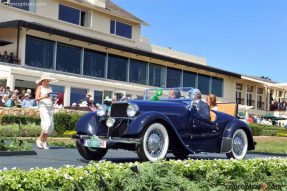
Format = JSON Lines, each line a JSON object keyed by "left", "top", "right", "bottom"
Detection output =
{"left": 105, "top": 0, "right": 148, "bottom": 25}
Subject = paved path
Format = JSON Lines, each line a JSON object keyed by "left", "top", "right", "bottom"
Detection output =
{"left": 1, "top": 146, "right": 286, "bottom": 170}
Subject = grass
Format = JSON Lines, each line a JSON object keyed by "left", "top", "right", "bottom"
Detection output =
{"left": 253, "top": 136, "right": 287, "bottom": 154}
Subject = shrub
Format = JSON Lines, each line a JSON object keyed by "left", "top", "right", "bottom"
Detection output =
{"left": 0, "top": 159, "right": 286, "bottom": 191}
{"left": 249, "top": 123, "right": 287, "bottom": 136}
{"left": 54, "top": 112, "right": 82, "bottom": 135}
{"left": 0, "top": 123, "right": 41, "bottom": 137}
{"left": 1, "top": 115, "right": 40, "bottom": 125}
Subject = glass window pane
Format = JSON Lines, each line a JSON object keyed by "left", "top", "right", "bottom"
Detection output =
{"left": 56, "top": 43, "right": 81, "bottom": 74}
{"left": 51, "top": 85, "right": 64, "bottom": 93}
{"left": 110, "top": 20, "right": 115, "bottom": 34}
{"left": 83, "top": 49, "right": 106, "bottom": 78}
{"left": 198, "top": 74, "right": 210, "bottom": 95}
{"left": 116, "top": 21, "right": 132, "bottom": 39}
{"left": 104, "top": 90, "right": 112, "bottom": 99}
{"left": 94, "top": 90, "right": 103, "bottom": 104}
{"left": 211, "top": 77, "right": 223, "bottom": 97}
{"left": 59, "top": 4, "right": 80, "bottom": 25}
{"left": 129, "top": 59, "right": 147, "bottom": 85}
{"left": 166, "top": 67, "right": 181, "bottom": 88}
{"left": 25, "top": 36, "right": 54, "bottom": 69}
{"left": 183, "top": 71, "right": 197, "bottom": 88}
{"left": 149, "top": 63, "right": 166, "bottom": 87}
{"left": 107, "top": 54, "right": 128, "bottom": 82}
{"left": 70, "top": 87, "right": 87, "bottom": 106}
{"left": 10, "top": 0, "right": 30, "bottom": 11}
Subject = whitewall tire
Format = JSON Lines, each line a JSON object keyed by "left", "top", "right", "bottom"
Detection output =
{"left": 137, "top": 123, "right": 169, "bottom": 162}
{"left": 226, "top": 129, "right": 248, "bottom": 160}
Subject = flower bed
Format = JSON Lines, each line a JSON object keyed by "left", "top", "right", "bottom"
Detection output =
{"left": 0, "top": 159, "right": 286, "bottom": 191}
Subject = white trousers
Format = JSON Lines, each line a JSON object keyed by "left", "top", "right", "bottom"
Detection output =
{"left": 39, "top": 106, "right": 54, "bottom": 134}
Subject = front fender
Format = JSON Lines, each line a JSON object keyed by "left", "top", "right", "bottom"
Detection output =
{"left": 75, "top": 112, "right": 100, "bottom": 135}
{"left": 221, "top": 119, "right": 255, "bottom": 153}
{"left": 126, "top": 111, "right": 195, "bottom": 154}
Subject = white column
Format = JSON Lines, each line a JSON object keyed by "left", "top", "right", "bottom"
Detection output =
{"left": 64, "top": 85, "right": 71, "bottom": 107}
{"left": 266, "top": 87, "right": 270, "bottom": 111}
{"left": 254, "top": 86, "right": 258, "bottom": 110}
{"left": 6, "top": 74, "right": 15, "bottom": 90}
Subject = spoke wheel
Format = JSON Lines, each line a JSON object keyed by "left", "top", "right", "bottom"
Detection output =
{"left": 137, "top": 123, "right": 169, "bottom": 162}
{"left": 226, "top": 129, "right": 248, "bottom": 160}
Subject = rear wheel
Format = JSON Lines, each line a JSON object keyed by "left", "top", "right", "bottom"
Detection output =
{"left": 137, "top": 123, "right": 169, "bottom": 162}
{"left": 76, "top": 139, "right": 108, "bottom": 160}
{"left": 226, "top": 129, "right": 248, "bottom": 159}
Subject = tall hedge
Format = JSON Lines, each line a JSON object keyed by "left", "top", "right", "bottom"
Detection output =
{"left": 249, "top": 123, "right": 287, "bottom": 136}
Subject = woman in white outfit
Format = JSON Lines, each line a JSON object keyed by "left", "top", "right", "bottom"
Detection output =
{"left": 35, "top": 74, "right": 57, "bottom": 149}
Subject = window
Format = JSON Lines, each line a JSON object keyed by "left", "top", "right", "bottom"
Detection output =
{"left": 183, "top": 71, "right": 197, "bottom": 88}
{"left": 257, "top": 88, "right": 263, "bottom": 94}
{"left": 94, "top": 90, "right": 103, "bottom": 104}
{"left": 70, "top": 87, "right": 87, "bottom": 106}
{"left": 104, "top": 90, "right": 112, "bottom": 99}
{"left": 257, "top": 95, "right": 264, "bottom": 110}
{"left": 236, "top": 91, "right": 242, "bottom": 104}
{"left": 247, "top": 93, "right": 253, "bottom": 106}
{"left": 236, "top": 83, "right": 243, "bottom": 90}
{"left": 51, "top": 85, "right": 64, "bottom": 93}
{"left": 247, "top": 85, "right": 253, "bottom": 92}
{"left": 129, "top": 59, "right": 148, "bottom": 85}
{"left": 25, "top": 36, "right": 54, "bottom": 69}
{"left": 56, "top": 43, "right": 81, "bottom": 74}
{"left": 166, "top": 67, "right": 181, "bottom": 88}
{"left": 149, "top": 64, "right": 166, "bottom": 87}
{"left": 107, "top": 54, "right": 128, "bottom": 82}
{"left": 110, "top": 20, "right": 132, "bottom": 39}
{"left": 198, "top": 74, "right": 210, "bottom": 95}
{"left": 83, "top": 49, "right": 106, "bottom": 78}
{"left": 211, "top": 77, "right": 223, "bottom": 97}
{"left": 59, "top": 4, "right": 85, "bottom": 26}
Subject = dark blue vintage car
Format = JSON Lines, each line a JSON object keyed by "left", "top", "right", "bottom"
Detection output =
{"left": 73, "top": 88, "right": 255, "bottom": 161}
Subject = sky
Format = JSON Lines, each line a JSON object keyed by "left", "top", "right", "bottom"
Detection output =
{"left": 113, "top": 0, "right": 287, "bottom": 83}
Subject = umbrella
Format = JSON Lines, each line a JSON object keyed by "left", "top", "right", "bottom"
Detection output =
{"left": 0, "top": 40, "right": 12, "bottom": 46}
{"left": 262, "top": 113, "right": 276, "bottom": 119}
{"left": 272, "top": 117, "right": 287, "bottom": 121}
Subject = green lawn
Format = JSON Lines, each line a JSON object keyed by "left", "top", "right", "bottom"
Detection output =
{"left": 253, "top": 136, "right": 287, "bottom": 154}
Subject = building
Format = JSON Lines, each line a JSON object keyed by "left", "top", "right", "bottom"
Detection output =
{"left": 0, "top": 0, "right": 286, "bottom": 119}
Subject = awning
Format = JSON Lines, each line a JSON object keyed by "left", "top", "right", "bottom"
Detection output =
{"left": 272, "top": 117, "right": 287, "bottom": 121}
{"left": 262, "top": 113, "right": 276, "bottom": 119}
{"left": 0, "top": 40, "right": 12, "bottom": 46}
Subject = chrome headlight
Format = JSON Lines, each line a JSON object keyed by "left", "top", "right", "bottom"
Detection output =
{"left": 127, "top": 104, "right": 139, "bottom": 117}
{"left": 106, "top": 117, "right": 115, "bottom": 128}
{"left": 97, "top": 104, "right": 107, "bottom": 116}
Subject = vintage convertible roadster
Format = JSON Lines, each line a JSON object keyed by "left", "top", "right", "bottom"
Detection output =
{"left": 73, "top": 88, "right": 255, "bottom": 161}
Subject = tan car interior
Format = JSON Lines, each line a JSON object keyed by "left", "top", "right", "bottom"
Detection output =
{"left": 210, "top": 103, "right": 238, "bottom": 122}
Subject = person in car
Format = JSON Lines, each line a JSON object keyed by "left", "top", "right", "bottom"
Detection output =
{"left": 206, "top": 94, "right": 218, "bottom": 111}
{"left": 168, "top": 88, "right": 181, "bottom": 99}
{"left": 190, "top": 89, "right": 210, "bottom": 121}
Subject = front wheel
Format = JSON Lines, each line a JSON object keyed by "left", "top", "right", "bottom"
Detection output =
{"left": 226, "top": 129, "right": 248, "bottom": 160}
{"left": 76, "top": 139, "right": 108, "bottom": 160}
{"left": 137, "top": 123, "right": 169, "bottom": 162}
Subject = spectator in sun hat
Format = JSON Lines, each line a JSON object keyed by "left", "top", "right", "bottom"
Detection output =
{"left": 34, "top": 73, "right": 58, "bottom": 150}
{"left": 104, "top": 96, "right": 112, "bottom": 112}
{"left": 22, "top": 93, "right": 36, "bottom": 108}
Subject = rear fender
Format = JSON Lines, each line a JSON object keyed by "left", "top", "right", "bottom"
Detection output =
{"left": 221, "top": 119, "right": 255, "bottom": 153}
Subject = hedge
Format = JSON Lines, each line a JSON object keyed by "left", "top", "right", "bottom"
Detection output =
{"left": 1, "top": 113, "right": 83, "bottom": 136}
{"left": 249, "top": 123, "right": 287, "bottom": 136}
{"left": 0, "top": 159, "right": 286, "bottom": 191}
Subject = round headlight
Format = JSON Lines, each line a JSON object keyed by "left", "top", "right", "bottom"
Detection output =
{"left": 106, "top": 117, "right": 115, "bottom": 128}
{"left": 127, "top": 104, "right": 139, "bottom": 117}
{"left": 97, "top": 104, "right": 107, "bottom": 116}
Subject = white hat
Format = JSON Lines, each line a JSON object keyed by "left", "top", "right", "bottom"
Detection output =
{"left": 35, "top": 73, "right": 57, "bottom": 84}
{"left": 24, "top": 93, "right": 30, "bottom": 97}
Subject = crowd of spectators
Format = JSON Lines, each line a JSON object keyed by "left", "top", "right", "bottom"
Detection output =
{"left": 270, "top": 99, "right": 287, "bottom": 111}
{"left": 0, "top": 85, "right": 36, "bottom": 108}
{"left": 0, "top": 51, "right": 20, "bottom": 64}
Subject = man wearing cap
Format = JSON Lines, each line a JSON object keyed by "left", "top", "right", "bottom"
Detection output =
{"left": 190, "top": 89, "right": 210, "bottom": 121}
{"left": 22, "top": 93, "right": 36, "bottom": 108}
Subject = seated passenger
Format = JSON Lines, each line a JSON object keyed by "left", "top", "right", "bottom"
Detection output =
{"left": 206, "top": 94, "right": 218, "bottom": 111}
{"left": 168, "top": 88, "right": 181, "bottom": 99}
{"left": 190, "top": 89, "right": 210, "bottom": 121}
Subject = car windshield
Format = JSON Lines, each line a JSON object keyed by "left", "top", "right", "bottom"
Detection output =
{"left": 144, "top": 87, "right": 194, "bottom": 101}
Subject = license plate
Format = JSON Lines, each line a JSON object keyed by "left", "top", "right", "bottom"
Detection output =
{"left": 85, "top": 136, "right": 106, "bottom": 148}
